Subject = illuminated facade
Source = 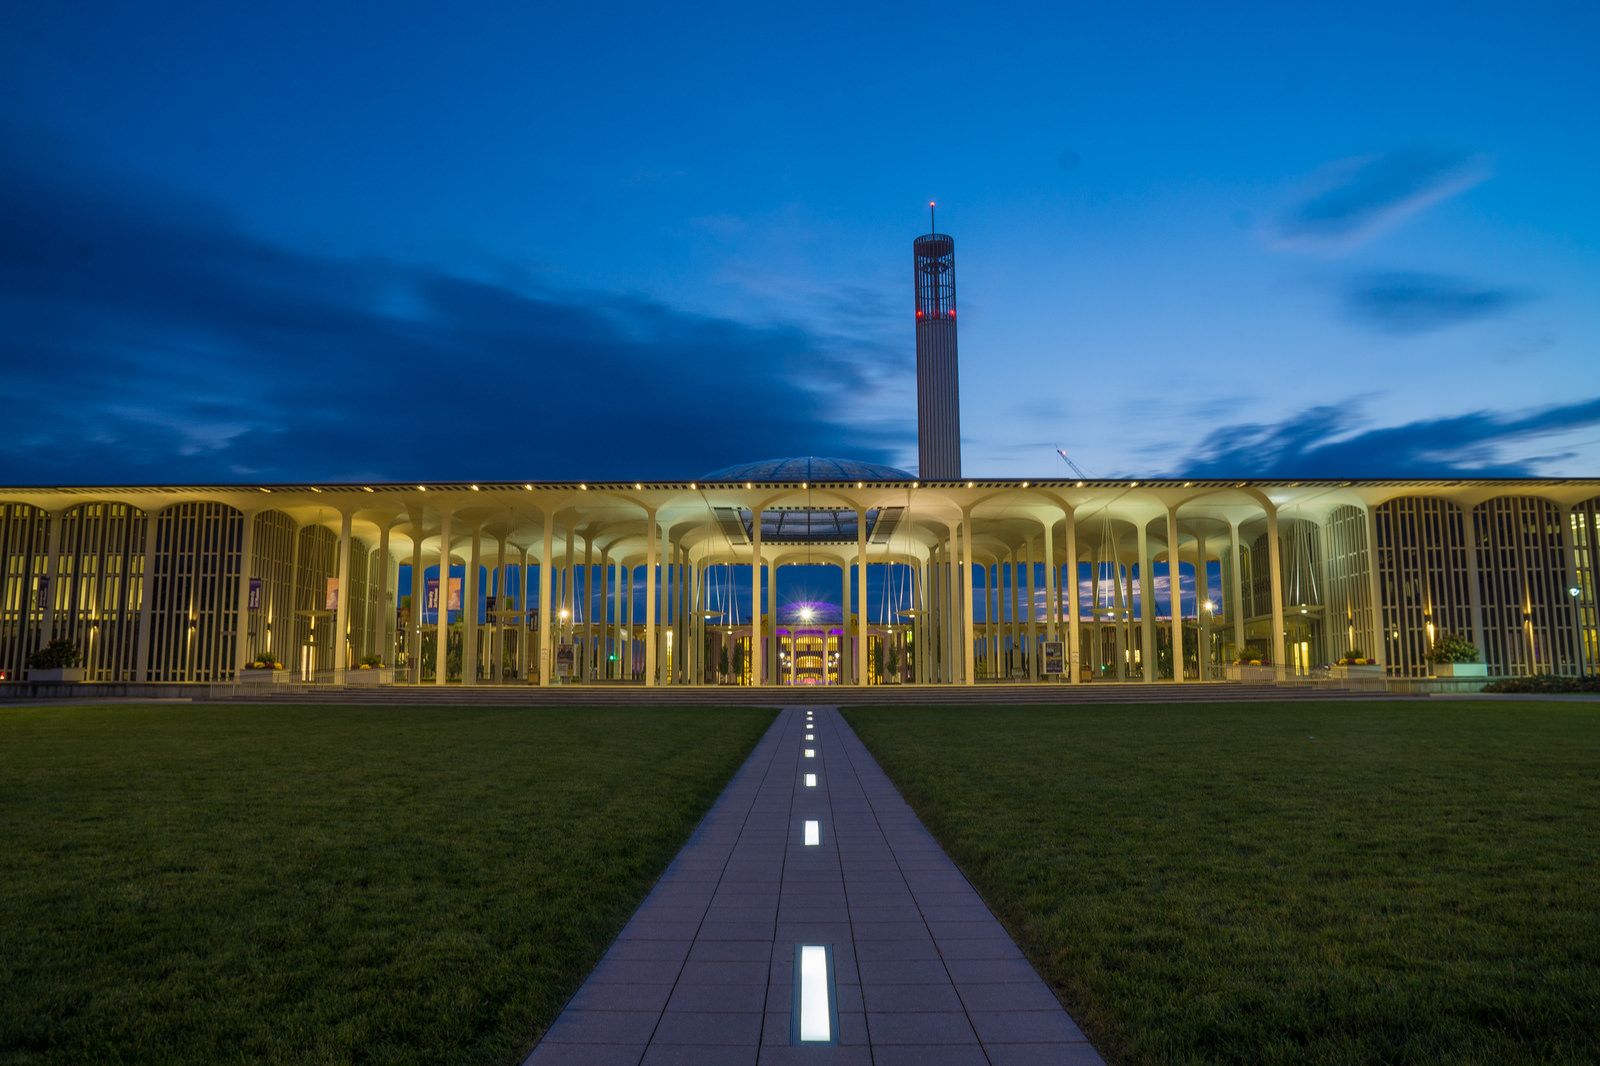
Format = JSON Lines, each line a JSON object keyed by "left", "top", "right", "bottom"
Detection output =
{"left": 2, "top": 472, "right": 1596, "bottom": 686}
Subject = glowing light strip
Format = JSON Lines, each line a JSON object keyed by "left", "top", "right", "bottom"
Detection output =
{"left": 804, "top": 748, "right": 815, "bottom": 758}
{"left": 805, "top": 773, "right": 817, "bottom": 787}
{"left": 795, "top": 945, "right": 834, "bottom": 1043}
{"left": 804, "top": 820, "right": 820, "bottom": 846}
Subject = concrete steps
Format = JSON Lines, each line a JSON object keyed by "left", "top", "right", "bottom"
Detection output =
{"left": 216, "top": 681, "right": 1402, "bottom": 707}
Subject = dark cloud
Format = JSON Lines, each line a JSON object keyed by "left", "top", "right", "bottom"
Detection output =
{"left": 1170, "top": 397, "right": 1600, "bottom": 479}
{"left": 0, "top": 128, "right": 913, "bottom": 485}
{"left": 1270, "top": 149, "right": 1489, "bottom": 252}
{"left": 1342, "top": 271, "right": 1527, "bottom": 334}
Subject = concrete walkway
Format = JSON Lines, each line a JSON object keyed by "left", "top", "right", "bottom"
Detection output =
{"left": 525, "top": 706, "right": 1102, "bottom": 1065}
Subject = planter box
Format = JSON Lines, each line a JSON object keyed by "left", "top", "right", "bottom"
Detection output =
{"left": 1225, "top": 664, "right": 1276, "bottom": 682}
{"left": 1331, "top": 664, "right": 1385, "bottom": 681}
{"left": 344, "top": 668, "right": 395, "bottom": 686}
{"left": 240, "top": 669, "right": 291, "bottom": 684}
{"left": 1431, "top": 662, "right": 1487, "bottom": 678}
{"left": 28, "top": 667, "right": 85, "bottom": 682}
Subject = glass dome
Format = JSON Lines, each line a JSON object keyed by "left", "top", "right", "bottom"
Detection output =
{"left": 701, "top": 456, "right": 914, "bottom": 482}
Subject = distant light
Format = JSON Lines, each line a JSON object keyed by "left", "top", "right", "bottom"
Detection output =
{"left": 799, "top": 607, "right": 814, "bottom": 622}
{"left": 524, "top": 483, "right": 532, "bottom": 490}
{"left": 806, "top": 733, "right": 814, "bottom": 740}
{"left": 804, "top": 748, "right": 815, "bottom": 759}
{"left": 635, "top": 482, "right": 642, "bottom": 490}
{"left": 363, "top": 486, "right": 374, "bottom": 493}
{"left": 948, "top": 309, "right": 955, "bottom": 318}
{"left": 1572, "top": 586, "right": 1583, "bottom": 597}
{"left": 804, "top": 820, "right": 820, "bottom": 846}
{"left": 916, "top": 310, "right": 923, "bottom": 318}
{"left": 418, "top": 485, "right": 427, "bottom": 492}
{"left": 1203, "top": 599, "right": 1216, "bottom": 613}
{"left": 471, "top": 484, "right": 480, "bottom": 491}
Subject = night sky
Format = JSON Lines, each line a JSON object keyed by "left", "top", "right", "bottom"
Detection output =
{"left": 4, "top": 2, "right": 1597, "bottom": 484}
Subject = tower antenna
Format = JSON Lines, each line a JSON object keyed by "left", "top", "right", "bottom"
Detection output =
{"left": 929, "top": 200, "right": 935, "bottom": 233}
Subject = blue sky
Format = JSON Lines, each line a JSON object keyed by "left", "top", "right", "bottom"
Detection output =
{"left": 3, "top": 1, "right": 1597, "bottom": 482}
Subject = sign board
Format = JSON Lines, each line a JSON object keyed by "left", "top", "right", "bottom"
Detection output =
{"left": 424, "top": 577, "right": 463, "bottom": 613}
{"left": 36, "top": 575, "right": 49, "bottom": 608}
{"left": 1043, "top": 640, "right": 1065, "bottom": 677}
{"left": 248, "top": 577, "right": 262, "bottom": 610}
{"left": 325, "top": 577, "right": 340, "bottom": 611}
{"left": 555, "top": 642, "right": 575, "bottom": 678}
{"left": 486, "top": 595, "right": 497, "bottom": 615}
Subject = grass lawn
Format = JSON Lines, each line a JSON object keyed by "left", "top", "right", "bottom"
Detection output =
{"left": 0, "top": 702, "right": 772, "bottom": 1065}
{"left": 846, "top": 700, "right": 1600, "bottom": 1065}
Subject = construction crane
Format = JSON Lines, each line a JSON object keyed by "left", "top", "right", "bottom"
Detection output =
{"left": 1055, "top": 448, "right": 1090, "bottom": 480}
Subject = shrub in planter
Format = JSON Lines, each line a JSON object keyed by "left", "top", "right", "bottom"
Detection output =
{"left": 1429, "top": 633, "right": 1480, "bottom": 664}
{"left": 1337, "top": 648, "right": 1374, "bottom": 665}
{"left": 28, "top": 639, "right": 82, "bottom": 670}
{"left": 359, "top": 655, "right": 384, "bottom": 668}
{"left": 1483, "top": 674, "right": 1600, "bottom": 694}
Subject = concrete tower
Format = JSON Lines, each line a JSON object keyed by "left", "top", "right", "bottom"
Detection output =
{"left": 914, "top": 205, "right": 961, "bottom": 479}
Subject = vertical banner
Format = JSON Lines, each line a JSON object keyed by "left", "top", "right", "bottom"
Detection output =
{"left": 425, "top": 578, "right": 439, "bottom": 612}
{"left": 1043, "top": 640, "right": 1065, "bottom": 677}
{"left": 447, "top": 577, "right": 462, "bottom": 611}
{"left": 325, "top": 577, "right": 340, "bottom": 611}
{"left": 248, "top": 577, "right": 262, "bottom": 610}
{"left": 556, "top": 642, "right": 575, "bottom": 678}
{"left": 486, "top": 595, "right": 497, "bottom": 616}
{"left": 36, "top": 575, "right": 49, "bottom": 608}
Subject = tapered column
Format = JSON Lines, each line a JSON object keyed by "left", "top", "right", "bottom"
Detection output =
{"left": 435, "top": 510, "right": 452, "bottom": 686}
{"left": 840, "top": 563, "right": 852, "bottom": 685}
{"left": 331, "top": 511, "right": 352, "bottom": 681}
{"left": 855, "top": 509, "right": 870, "bottom": 686}
{"left": 1166, "top": 508, "right": 1184, "bottom": 683}
{"left": 599, "top": 550, "right": 611, "bottom": 679}
{"left": 410, "top": 529, "right": 424, "bottom": 682}
{"left": 1229, "top": 521, "right": 1246, "bottom": 661}
{"left": 987, "top": 563, "right": 999, "bottom": 680}
{"left": 538, "top": 515, "right": 553, "bottom": 686}
{"left": 1008, "top": 551, "right": 1020, "bottom": 677}
{"left": 767, "top": 555, "right": 778, "bottom": 685}
{"left": 582, "top": 538, "right": 594, "bottom": 679}
{"left": 644, "top": 514, "right": 658, "bottom": 687}
{"left": 1361, "top": 510, "right": 1385, "bottom": 670}
{"left": 232, "top": 511, "right": 257, "bottom": 678}
{"left": 1265, "top": 505, "right": 1287, "bottom": 682}
{"left": 1139, "top": 520, "right": 1155, "bottom": 681}
{"left": 1025, "top": 539, "right": 1038, "bottom": 681}
{"left": 960, "top": 513, "right": 977, "bottom": 684}
{"left": 1042, "top": 522, "right": 1059, "bottom": 665}
{"left": 1064, "top": 512, "right": 1081, "bottom": 684}
{"left": 462, "top": 525, "right": 480, "bottom": 686}
{"left": 1194, "top": 532, "right": 1209, "bottom": 681}
{"left": 375, "top": 523, "right": 391, "bottom": 667}
{"left": 746, "top": 508, "right": 762, "bottom": 688}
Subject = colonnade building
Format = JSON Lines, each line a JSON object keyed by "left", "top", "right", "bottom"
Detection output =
{"left": 3, "top": 460, "right": 1597, "bottom": 688}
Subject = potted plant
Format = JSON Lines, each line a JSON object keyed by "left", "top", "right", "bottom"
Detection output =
{"left": 1331, "top": 647, "right": 1383, "bottom": 681}
{"left": 1224, "top": 641, "right": 1274, "bottom": 682}
{"left": 241, "top": 654, "right": 289, "bottom": 683}
{"left": 345, "top": 654, "right": 395, "bottom": 686}
{"left": 28, "top": 638, "right": 86, "bottom": 682}
{"left": 1429, "top": 633, "right": 1486, "bottom": 678}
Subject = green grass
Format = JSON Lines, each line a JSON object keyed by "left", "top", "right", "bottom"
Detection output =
{"left": 0, "top": 702, "right": 772, "bottom": 1065}
{"left": 846, "top": 700, "right": 1600, "bottom": 1065}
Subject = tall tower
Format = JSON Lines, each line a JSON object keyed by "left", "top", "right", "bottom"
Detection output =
{"left": 914, "top": 203, "right": 962, "bottom": 480}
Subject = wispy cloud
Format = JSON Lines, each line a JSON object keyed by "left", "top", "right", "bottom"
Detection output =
{"left": 1342, "top": 271, "right": 1528, "bottom": 334}
{"left": 1268, "top": 149, "right": 1490, "bottom": 253}
{"left": 0, "top": 128, "right": 912, "bottom": 484}
{"left": 1168, "top": 397, "right": 1600, "bottom": 479}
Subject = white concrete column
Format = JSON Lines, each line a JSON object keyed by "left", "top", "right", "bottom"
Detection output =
{"left": 435, "top": 510, "right": 452, "bottom": 686}
{"left": 1042, "top": 521, "right": 1059, "bottom": 655}
{"left": 1361, "top": 509, "right": 1385, "bottom": 670}
{"left": 1008, "top": 550, "right": 1020, "bottom": 677}
{"left": 1265, "top": 505, "right": 1288, "bottom": 681}
{"left": 1025, "top": 539, "right": 1038, "bottom": 681}
{"left": 538, "top": 515, "right": 553, "bottom": 687}
{"left": 1139, "top": 519, "right": 1155, "bottom": 682}
{"left": 1230, "top": 521, "right": 1246, "bottom": 661}
{"left": 582, "top": 537, "right": 594, "bottom": 679}
{"left": 333, "top": 510, "right": 352, "bottom": 681}
{"left": 1064, "top": 512, "right": 1081, "bottom": 684}
{"left": 410, "top": 529, "right": 424, "bottom": 683}
{"left": 599, "top": 550, "right": 611, "bottom": 679}
{"left": 767, "top": 553, "right": 779, "bottom": 685}
{"left": 1195, "top": 531, "right": 1209, "bottom": 681}
{"left": 749, "top": 508, "right": 763, "bottom": 687}
{"left": 233, "top": 511, "right": 257, "bottom": 678}
{"left": 39, "top": 510, "right": 63, "bottom": 643}
{"left": 960, "top": 513, "right": 977, "bottom": 684}
{"left": 517, "top": 544, "right": 530, "bottom": 681}
{"left": 840, "top": 563, "right": 852, "bottom": 685}
{"left": 856, "top": 509, "right": 870, "bottom": 686}
{"left": 644, "top": 513, "right": 658, "bottom": 687}
{"left": 463, "top": 525, "right": 481, "bottom": 686}
{"left": 1166, "top": 507, "right": 1184, "bottom": 683}
{"left": 376, "top": 523, "right": 392, "bottom": 667}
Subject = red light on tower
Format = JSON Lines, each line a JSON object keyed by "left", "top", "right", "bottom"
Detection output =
{"left": 916, "top": 309, "right": 923, "bottom": 318}
{"left": 948, "top": 310, "right": 955, "bottom": 318}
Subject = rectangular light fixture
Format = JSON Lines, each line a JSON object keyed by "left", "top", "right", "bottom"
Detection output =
{"left": 804, "top": 820, "right": 820, "bottom": 846}
{"left": 793, "top": 944, "right": 836, "bottom": 1044}
{"left": 804, "top": 748, "right": 814, "bottom": 758}
{"left": 805, "top": 773, "right": 817, "bottom": 787}
{"left": 805, "top": 733, "right": 814, "bottom": 740}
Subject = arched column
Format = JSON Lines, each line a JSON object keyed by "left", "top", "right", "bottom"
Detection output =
{"left": 1166, "top": 507, "right": 1184, "bottom": 683}
{"left": 1139, "top": 518, "right": 1155, "bottom": 682}
{"left": 644, "top": 512, "right": 658, "bottom": 687}
{"left": 435, "top": 509, "right": 452, "bottom": 686}
{"left": 537, "top": 513, "right": 553, "bottom": 687}
{"left": 1264, "top": 504, "right": 1287, "bottom": 681}
{"left": 856, "top": 508, "right": 870, "bottom": 686}
{"left": 1063, "top": 511, "right": 1081, "bottom": 684}
{"left": 749, "top": 507, "right": 763, "bottom": 688}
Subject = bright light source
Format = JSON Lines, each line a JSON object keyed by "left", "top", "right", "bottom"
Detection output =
{"left": 804, "top": 748, "right": 814, "bottom": 758}
{"left": 1203, "top": 599, "right": 1216, "bottom": 613}
{"left": 805, "top": 733, "right": 814, "bottom": 740}
{"left": 805, "top": 773, "right": 816, "bottom": 787}
{"left": 796, "top": 945, "right": 832, "bottom": 1043}
{"left": 804, "top": 820, "right": 820, "bottom": 846}
{"left": 798, "top": 606, "right": 814, "bottom": 622}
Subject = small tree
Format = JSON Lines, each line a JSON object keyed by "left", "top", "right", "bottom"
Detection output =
{"left": 873, "top": 642, "right": 885, "bottom": 682}
{"left": 885, "top": 644, "right": 900, "bottom": 682}
{"left": 718, "top": 645, "right": 730, "bottom": 684}
{"left": 1429, "top": 632, "right": 1480, "bottom": 664}
{"left": 731, "top": 642, "right": 745, "bottom": 685}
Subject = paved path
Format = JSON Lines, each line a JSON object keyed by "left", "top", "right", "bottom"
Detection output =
{"left": 525, "top": 707, "right": 1102, "bottom": 1065}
